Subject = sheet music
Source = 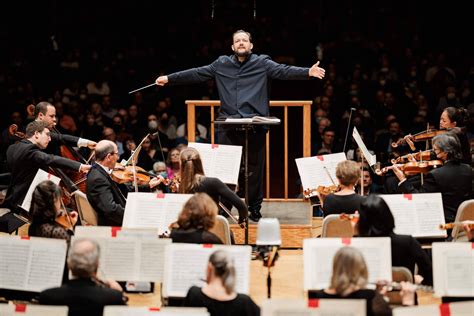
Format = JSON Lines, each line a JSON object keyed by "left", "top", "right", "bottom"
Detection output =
{"left": 303, "top": 238, "right": 392, "bottom": 290}
{"left": 0, "top": 236, "right": 67, "bottom": 292}
{"left": 163, "top": 244, "right": 251, "bottom": 298}
{"left": 75, "top": 226, "right": 158, "bottom": 238}
{"left": 123, "top": 192, "right": 193, "bottom": 235}
{"left": 71, "top": 236, "right": 171, "bottom": 282}
{"left": 20, "top": 169, "right": 61, "bottom": 212}
{"left": 393, "top": 301, "right": 474, "bottom": 316}
{"left": 352, "top": 127, "right": 377, "bottom": 166}
{"left": 262, "top": 298, "right": 366, "bottom": 316}
{"left": 103, "top": 306, "right": 210, "bottom": 316}
{"left": 380, "top": 193, "right": 446, "bottom": 238}
{"left": 295, "top": 153, "right": 346, "bottom": 190}
{"left": 224, "top": 116, "right": 280, "bottom": 123}
{"left": 0, "top": 304, "right": 68, "bottom": 316}
{"left": 432, "top": 242, "right": 474, "bottom": 297}
{"left": 188, "top": 142, "right": 242, "bottom": 185}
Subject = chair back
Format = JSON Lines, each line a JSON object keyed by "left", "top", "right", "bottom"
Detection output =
{"left": 209, "top": 215, "right": 231, "bottom": 244}
{"left": 451, "top": 199, "right": 474, "bottom": 241}
{"left": 387, "top": 266, "right": 414, "bottom": 305}
{"left": 321, "top": 214, "right": 353, "bottom": 238}
{"left": 72, "top": 190, "right": 98, "bottom": 226}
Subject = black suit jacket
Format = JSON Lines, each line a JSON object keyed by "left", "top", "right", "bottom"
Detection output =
{"left": 398, "top": 160, "right": 472, "bottom": 222}
{"left": 4, "top": 139, "right": 81, "bottom": 211}
{"left": 39, "top": 278, "right": 125, "bottom": 316}
{"left": 45, "top": 131, "right": 80, "bottom": 156}
{"left": 86, "top": 164, "right": 126, "bottom": 226}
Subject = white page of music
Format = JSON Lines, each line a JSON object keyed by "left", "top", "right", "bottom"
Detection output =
{"left": 303, "top": 238, "right": 392, "bottom": 290}
{"left": 163, "top": 244, "right": 251, "bottom": 298}
{"left": 0, "top": 304, "right": 68, "bottom": 316}
{"left": 295, "top": 152, "right": 346, "bottom": 190}
{"left": 262, "top": 298, "right": 366, "bottom": 316}
{"left": 123, "top": 192, "right": 193, "bottom": 235}
{"left": 393, "top": 301, "right": 474, "bottom": 316}
{"left": 188, "top": 142, "right": 242, "bottom": 185}
{"left": 104, "top": 306, "right": 210, "bottom": 316}
{"left": 380, "top": 193, "right": 446, "bottom": 238}
{"left": 75, "top": 226, "right": 158, "bottom": 238}
{"left": 71, "top": 236, "right": 171, "bottom": 282}
{"left": 432, "top": 242, "right": 474, "bottom": 297}
{"left": 352, "top": 127, "right": 377, "bottom": 166}
{"left": 21, "top": 169, "right": 61, "bottom": 212}
{"left": 0, "top": 236, "right": 67, "bottom": 292}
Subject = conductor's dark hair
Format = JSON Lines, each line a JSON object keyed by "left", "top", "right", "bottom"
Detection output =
{"left": 232, "top": 29, "right": 252, "bottom": 42}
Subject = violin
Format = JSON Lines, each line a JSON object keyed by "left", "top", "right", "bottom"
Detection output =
{"left": 439, "top": 221, "right": 474, "bottom": 230}
{"left": 375, "top": 160, "right": 443, "bottom": 176}
{"left": 391, "top": 150, "right": 433, "bottom": 164}
{"left": 303, "top": 185, "right": 340, "bottom": 199}
{"left": 55, "top": 210, "right": 77, "bottom": 231}
{"left": 392, "top": 129, "right": 448, "bottom": 151}
{"left": 111, "top": 164, "right": 156, "bottom": 184}
{"left": 339, "top": 212, "right": 359, "bottom": 224}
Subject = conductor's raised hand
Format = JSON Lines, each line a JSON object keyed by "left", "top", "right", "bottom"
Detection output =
{"left": 155, "top": 76, "right": 169, "bottom": 86}
{"left": 309, "top": 61, "right": 325, "bottom": 79}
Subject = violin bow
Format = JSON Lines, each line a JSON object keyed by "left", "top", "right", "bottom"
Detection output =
{"left": 218, "top": 202, "right": 246, "bottom": 229}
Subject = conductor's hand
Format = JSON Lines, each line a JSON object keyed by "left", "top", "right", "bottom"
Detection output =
{"left": 155, "top": 76, "right": 169, "bottom": 86}
{"left": 309, "top": 61, "right": 325, "bottom": 79}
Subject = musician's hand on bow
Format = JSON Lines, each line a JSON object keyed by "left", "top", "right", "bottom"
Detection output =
{"left": 155, "top": 76, "right": 168, "bottom": 86}
{"left": 400, "top": 281, "right": 416, "bottom": 306}
{"left": 309, "top": 61, "right": 325, "bottom": 79}
{"left": 87, "top": 141, "right": 97, "bottom": 149}
{"left": 149, "top": 175, "right": 166, "bottom": 189}
{"left": 79, "top": 164, "right": 92, "bottom": 174}
{"left": 392, "top": 164, "right": 406, "bottom": 182}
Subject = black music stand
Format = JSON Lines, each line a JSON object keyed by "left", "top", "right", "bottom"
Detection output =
{"left": 214, "top": 117, "right": 280, "bottom": 245}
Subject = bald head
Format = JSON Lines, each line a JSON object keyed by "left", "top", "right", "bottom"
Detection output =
{"left": 95, "top": 140, "right": 117, "bottom": 162}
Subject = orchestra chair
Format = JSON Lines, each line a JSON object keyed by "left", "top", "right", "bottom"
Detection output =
{"left": 209, "top": 215, "right": 231, "bottom": 245}
{"left": 321, "top": 214, "right": 353, "bottom": 238}
{"left": 72, "top": 190, "right": 98, "bottom": 226}
{"left": 387, "top": 266, "right": 414, "bottom": 306}
{"left": 451, "top": 199, "right": 474, "bottom": 241}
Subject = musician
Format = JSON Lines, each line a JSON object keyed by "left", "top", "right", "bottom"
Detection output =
{"left": 439, "top": 106, "right": 471, "bottom": 165}
{"left": 179, "top": 147, "right": 248, "bottom": 223}
{"left": 323, "top": 160, "right": 365, "bottom": 216}
{"left": 39, "top": 238, "right": 126, "bottom": 316}
{"left": 34, "top": 101, "right": 96, "bottom": 156}
{"left": 3, "top": 121, "right": 90, "bottom": 214}
{"left": 156, "top": 29, "right": 325, "bottom": 222}
{"left": 393, "top": 133, "right": 472, "bottom": 223}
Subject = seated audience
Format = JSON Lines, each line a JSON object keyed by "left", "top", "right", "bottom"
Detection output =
{"left": 184, "top": 249, "right": 260, "bottom": 316}
{"left": 39, "top": 238, "right": 126, "bottom": 316}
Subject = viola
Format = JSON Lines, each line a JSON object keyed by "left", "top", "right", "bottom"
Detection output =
{"left": 111, "top": 164, "right": 156, "bottom": 184}
{"left": 392, "top": 129, "right": 448, "bottom": 151}
{"left": 55, "top": 210, "right": 77, "bottom": 231}
{"left": 375, "top": 160, "right": 443, "bottom": 176}
{"left": 439, "top": 221, "right": 474, "bottom": 230}
{"left": 303, "top": 185, "right": 340, "bottom": 199}
{"left": 391, "top": 150, "right": 432, "bottom": 164}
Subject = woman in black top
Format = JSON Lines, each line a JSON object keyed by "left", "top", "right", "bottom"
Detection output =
{"left": 184, "top": 249, "right": 260, "bottom": 316}
{"left": 357, "top": 195, "right": 433, "bottom": 286}
{"left": 179, "top": 147, "right": 248, "bottom": 224}
{"left": 323, "top": 160, "right": 365, "bottom": 216}
{"left": 309, "top": 247, "right": 415, "bottom": 316}
{"left": 170, "top": 193, "right": 223, "bottom": 244}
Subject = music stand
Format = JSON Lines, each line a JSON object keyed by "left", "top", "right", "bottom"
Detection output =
{"left": 214, "top": 118, "right": 280, "bottom": 245}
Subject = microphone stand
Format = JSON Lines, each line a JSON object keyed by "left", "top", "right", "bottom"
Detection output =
{"left": 342, "top": 108, "right": 356, "bottom": 153}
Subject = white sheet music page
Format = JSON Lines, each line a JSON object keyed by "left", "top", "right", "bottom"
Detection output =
{"left": 163, "top": 244, "right": 251, "bottom": 298}
{"left": 262, "top": 298, "right": 366, "bottom": 316}
{"left": 104, "top": 306, "right": 210, "bottom": 316}
{"left": 123, "top": 192, "right": 192, "bottom": 235}
{"left": 432, "top": 242, "right": 474, "bottom": 297}
{"left": 303, "top": 237, "right": 392, "bottom": 290}
{"left": 0, "top": 304, "right": 68, "bottom": 316}
{"left": 295, "top": 152, "right": 346, "bottom": 190}
{"left": 352, "top": 127, "right": 377, "bottom": 166}
{"left": 380, "top": 193, "right": 446, "bottom": 238}
{"left": 20, "top": 169, "right": 61, "bottom": 212}
{"left": 75, "top": 226, "right": 158, "bottom": 238}
{"left": 188, "top": 142, "right": 242, "bottom": 185}
{"left": 393, "top": 301, "right": 474, "bottom": 316}
{"left": 0, "top": 236, "right": 67, "bottom": 292}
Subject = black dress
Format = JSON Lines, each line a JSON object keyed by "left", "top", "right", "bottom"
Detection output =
{"left": 323, "top": 193, "right": 366, "bottom": 216}
{"left": 170, "top": 228, "right": 223, "bottom": 244}
{"left": 184, "top": 286, "right": 260, "bottom": 316}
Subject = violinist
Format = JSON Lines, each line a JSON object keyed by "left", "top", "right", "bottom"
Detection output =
{"left": 2, "top": 121, "right": 91, "bottom": 215}
{"left": 393, "top": 133, "right": 472, "bottom": 223}
{"left": 440, "top": 107, "right": 471, "bottom": 165}
{"left": 323, "top": 160, "right": 366, "bottom": 217}
{"left": 39, "top": 238, "right": 126, "bottom": 316}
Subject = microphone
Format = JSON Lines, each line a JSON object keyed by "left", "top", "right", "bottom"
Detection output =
{"left": 342, "top": 108, "right": 356, "bottom": 153}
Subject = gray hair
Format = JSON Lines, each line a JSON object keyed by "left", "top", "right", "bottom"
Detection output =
{"left": 432, "top": 133, "right": 462, "bottom": 162}
{"left": 67, "top": 238, "right": 100, "bottom": 278}
{"left": 94, "top": 140, "right": 115, "bottom": 161}
{"left": 208, "top": 250, "right": 236, "bottom": 294}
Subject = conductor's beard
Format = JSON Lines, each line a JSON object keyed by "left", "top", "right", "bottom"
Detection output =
{"left": 235, "top": 50, "right": 252, "bottom": 58}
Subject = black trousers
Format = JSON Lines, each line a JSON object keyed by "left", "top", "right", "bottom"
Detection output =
{"left": 217, "top": 125, "right": 266, "bottom": 212}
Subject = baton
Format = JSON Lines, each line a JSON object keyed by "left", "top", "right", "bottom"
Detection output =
{"left": 128, "top": 83, "right": 156, "bottom": 94}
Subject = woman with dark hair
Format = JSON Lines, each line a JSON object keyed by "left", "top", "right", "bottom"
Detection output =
{"left": 440, "top": 106, "right": 471, "bottom": 165}
{"left": 28, "top": 180, "right": 77, "bottom": 243}
{"left": 178, "top": 147, "right": 248, "bottom": 223}
{"left": 184, "top": 250, "right": 260, "bottom": 316}
{"left": 169, "top": 193, "right": 223, "bottom": 244}
{"left": 357, "top": 195, "right": 432, "bottom": 286}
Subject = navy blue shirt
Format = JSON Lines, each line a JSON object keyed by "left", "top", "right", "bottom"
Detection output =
{"left": 167, "top": 54, "right": 311, "bottom": 117}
